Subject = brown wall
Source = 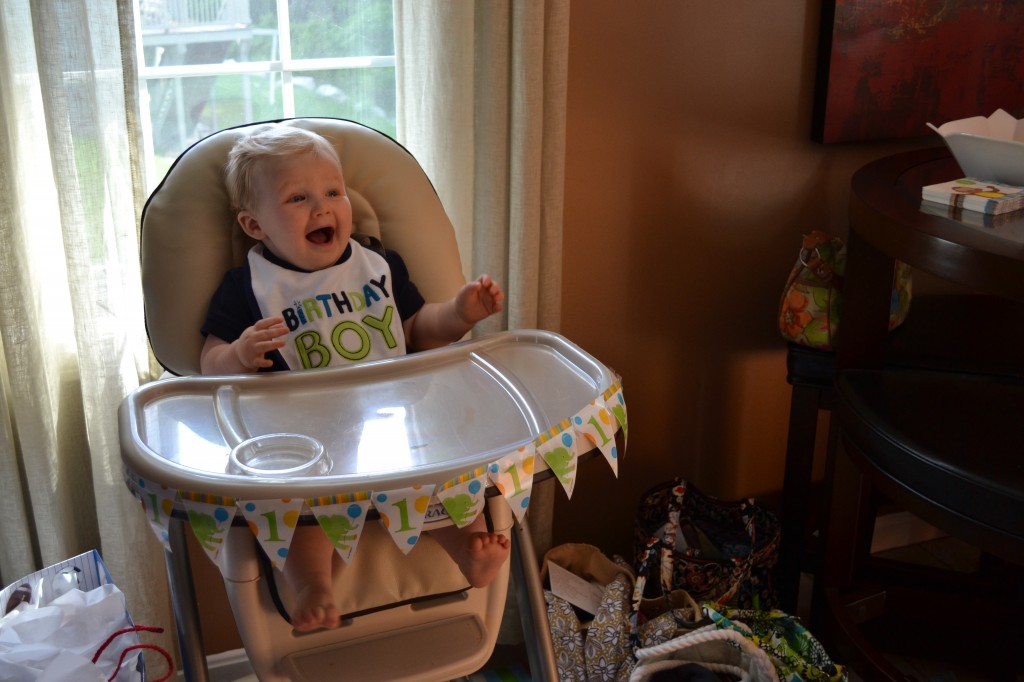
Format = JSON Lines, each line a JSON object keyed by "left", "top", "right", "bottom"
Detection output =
{"left": 552, "top": 0, "right": 935, "bottom": 557}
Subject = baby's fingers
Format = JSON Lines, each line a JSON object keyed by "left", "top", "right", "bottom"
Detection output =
{"left": 254, "top": 316, "right": 289, "bottom": 337}
{"left": 476, "top": 276, "right": 504, "bottom": 312}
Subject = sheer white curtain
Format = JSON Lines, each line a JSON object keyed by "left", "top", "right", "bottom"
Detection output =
{"left": 394, "top": 0, "right": 570, "bottom": 556}
{"left": 0, "top": 0, "right": 171, "bottom": 674}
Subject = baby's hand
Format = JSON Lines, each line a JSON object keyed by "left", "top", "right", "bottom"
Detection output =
{"left": 234, "top": 316, "right": 288, "bottom": 369}
{"left": 456, "top": 275, "right": 505, "bottom": 325}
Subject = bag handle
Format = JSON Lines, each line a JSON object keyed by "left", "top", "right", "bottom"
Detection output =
{"left": 92, "top": 625, "right": 175, "bottom": 682}
{"left": 631, "top": 482, "right": 711, "bottom": 647}
{"left": 630, "top": 659, "right": 751, "bottom": 682}
{"left": 797, "top": 230, "right": 842, "bottom": 284}
{"left": 632, "top": 624, "right": 779, "bottom": 682}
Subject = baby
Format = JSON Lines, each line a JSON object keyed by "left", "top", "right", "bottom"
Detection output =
{"left": 200, "top": 123, "right": 510, "bottom": 631}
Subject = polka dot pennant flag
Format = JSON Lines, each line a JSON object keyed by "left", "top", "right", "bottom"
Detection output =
{"left": 132, "top": 477, "right": 178, "bottom": 551}
{"left": 436, "top": 467, "right": 488, "bottom": 528}
{"left": 372, "top": 485, "right": 435, "bottom": 554}
{"left": 487, "top": 445, "right": 536, "bottom": 524}
{"left": 604, "top": 383, "right": 628, "bottom": 447}
{"left": 536, "top": 420, "right": 580, "bottom": 499}
{"left": 572, "top": 399, "right": 621, "bottom": 477}
{"left": 237, "top": 498, "right": 306, "bottom": 571}
{"left": 177, "top": 491, "right": 237, "bottom": 566}
{"left": 306, "top": 491, "right": 373, "bottom": 564}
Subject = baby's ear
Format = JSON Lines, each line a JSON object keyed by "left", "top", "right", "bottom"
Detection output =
{"left": 238, "top": 211, "right": 264, "bottom": 240}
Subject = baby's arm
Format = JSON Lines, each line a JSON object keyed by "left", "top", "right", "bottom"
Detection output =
{"left": 200, "top": 316, "right": 289, "bottom": 374}
{"left": 406, "top": 275, "right": 504, "bottom": 351}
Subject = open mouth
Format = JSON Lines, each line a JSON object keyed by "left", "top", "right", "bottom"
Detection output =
{"left": 306, "top": 227, "right": 335, "bottom": 245}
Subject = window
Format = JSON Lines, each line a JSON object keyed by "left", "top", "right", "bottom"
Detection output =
{"left": 133, "top": 0, "right": 396, "bottom": 190}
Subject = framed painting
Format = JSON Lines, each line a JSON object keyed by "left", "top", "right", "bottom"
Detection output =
{"left": 811, "top": 0, "right": 1024, "bottom": 143}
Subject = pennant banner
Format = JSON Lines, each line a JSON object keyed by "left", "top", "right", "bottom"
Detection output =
{"left": 487, "top": 445, "right": 536, "bottom": 524}
{"left": 132, "top": 476, "right": 178, "bottom": 551}
{"left": 178, "top": 492, "right": 237, "bottom": 565}
{"left": 536, "top": 420, "right": 580, "bottom": 499}
{"left": 306, "top": 492, "right": 373, "bottom": 564}
{"left": 436, "top": 467, "right": 489, "bottom": 528}
{"left": 372, "top": 485, "right": 435, "bottom": 554}
{"left": 604, "top": 383, "right": 628, "bottom": 445}
{"left": 572, "top": 400, "right": 621, "bottom": 477}
{"left": 238, "top": 498, "right": 306, "bottom": 571}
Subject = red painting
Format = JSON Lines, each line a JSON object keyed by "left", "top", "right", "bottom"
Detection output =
{"left": 812, "top": 0, "right": 1024, "bottom": 143}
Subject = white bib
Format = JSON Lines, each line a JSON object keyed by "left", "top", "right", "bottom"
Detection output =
{"left": 248, "top": 241, "right": 407, "bottom": 370}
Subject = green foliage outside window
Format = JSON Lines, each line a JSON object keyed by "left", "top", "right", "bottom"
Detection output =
{"left": 147, "top": 0, "right": 395, "bottom": 169}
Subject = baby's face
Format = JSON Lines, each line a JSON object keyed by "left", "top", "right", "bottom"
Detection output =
{"left": 239, "top": 151, "right": 353, "bottom": 271}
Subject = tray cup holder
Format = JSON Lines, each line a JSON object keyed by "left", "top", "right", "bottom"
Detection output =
{"left": 229, "top": 433, "right": 331, "bottom": 477}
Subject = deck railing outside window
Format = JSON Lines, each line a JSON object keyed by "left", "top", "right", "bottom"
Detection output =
{"left": 133, "top": 0, "right": 396, "bottom": 191}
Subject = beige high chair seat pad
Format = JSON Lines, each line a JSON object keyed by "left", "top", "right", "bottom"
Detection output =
{"left": 141, "top": 118, "right": 465, "bottom": 376}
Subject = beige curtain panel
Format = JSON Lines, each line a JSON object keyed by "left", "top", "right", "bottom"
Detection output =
{"left": 0, "top": 0, "right": 568, "bottom": 676}
{"left": 0, "top": 0, "right": 171, "bottom": 676}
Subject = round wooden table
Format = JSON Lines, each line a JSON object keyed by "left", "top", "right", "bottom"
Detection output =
{"left": 818, "top": 147, "right": 1024, "bottom": 679}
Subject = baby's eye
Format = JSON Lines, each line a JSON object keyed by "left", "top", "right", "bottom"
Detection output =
{"left": 327, "top": 189, "right": 342, "bottom": 197}
{"left": 287, "top": 194, "right": 305, "bottom": 203}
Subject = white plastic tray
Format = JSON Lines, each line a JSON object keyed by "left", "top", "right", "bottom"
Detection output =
{"left": 119, "top": 330, "right": 618, "bottom": 498}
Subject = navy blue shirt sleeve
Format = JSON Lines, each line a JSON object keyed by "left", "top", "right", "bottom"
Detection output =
{"left": 386, "top": 248, "right": 425, "bottom": 322}
{"left": 201, "top": 265, "right": 259, "bottom": 344}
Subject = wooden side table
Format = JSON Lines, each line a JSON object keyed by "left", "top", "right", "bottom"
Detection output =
{"left": 817, "top": 147, "right": 1024, "bottom": 679}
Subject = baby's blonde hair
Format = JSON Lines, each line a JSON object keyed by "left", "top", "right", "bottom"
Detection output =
{"left": 225, "top": 123, "right": 342, "bottom": 212}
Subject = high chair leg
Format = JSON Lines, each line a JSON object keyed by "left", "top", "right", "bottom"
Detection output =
{"left": 165, "top": 517, "right": 210, "bottom": 682}
{"left": 509, "top": 518, "right": 558, "bottom": 682}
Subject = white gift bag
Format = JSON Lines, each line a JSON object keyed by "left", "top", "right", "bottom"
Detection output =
{"left": 0, "top": 550, "right": 172, "bottom": 682}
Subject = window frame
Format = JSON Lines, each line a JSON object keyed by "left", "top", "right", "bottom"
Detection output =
{"left": 132, "top": 0, "right": 396, "bottom": 191}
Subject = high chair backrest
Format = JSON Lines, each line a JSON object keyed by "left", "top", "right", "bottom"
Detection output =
{"left": 141, "top": 118, "right": 465, "bottom": 376}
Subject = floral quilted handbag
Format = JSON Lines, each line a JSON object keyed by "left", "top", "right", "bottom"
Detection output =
{"left": 704, "top": 604, "right": 848, "bottom": 681}
{"left": 633, "top": 479, "right": 780, "bottom": 611}
{"left": 778, "top": 230, "right": 912, "bottom": 350}
{"left": 541, "top": 544, "right": 636, "bottom": 682}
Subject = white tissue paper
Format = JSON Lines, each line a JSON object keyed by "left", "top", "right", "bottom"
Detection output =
{"left": 0, "top": 551, "right": 142, "bottom": 682}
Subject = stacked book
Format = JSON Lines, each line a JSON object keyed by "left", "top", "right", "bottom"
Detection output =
{"left": 919, "top": 200, "right": 1024, "bottom": 228}
{"left": 921, "top": 177, "right": 1024, "bottom": 215}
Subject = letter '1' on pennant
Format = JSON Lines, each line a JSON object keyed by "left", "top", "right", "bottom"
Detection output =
{"left": 133, "top": 477, "right": 177, "bottom": 551}
{"left": 372, "top": 485, "right": 435, "bottom": 554}
{"left": 572, "top": 399, "right": 620, "bottom": 477}
{"left": 238, "top": 498, "right": 306, "bottom": 571}
{"left": 487, "top": 445, "right": 536, "bottom": 523}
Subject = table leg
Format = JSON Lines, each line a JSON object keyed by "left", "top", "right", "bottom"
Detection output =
{"left": 837, "top": 229, "right": 895, "bottom": 372}
{"left": 165, "top": 517, "right": 210, "bottom": 682}
{"left": 778, "top": 383, "right": 824, "bottom": 612}
{"left": 510, "top": 517, "right": 558, "bottom": 682}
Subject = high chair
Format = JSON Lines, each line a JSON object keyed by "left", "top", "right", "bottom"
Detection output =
{"left": 123, "top": 118, "right": 613, "bottom": 681}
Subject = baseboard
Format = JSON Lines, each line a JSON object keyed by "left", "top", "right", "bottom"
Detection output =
{"left": 870, "top": 511, "right": 945, "bottom": 554}
{"left": 175, "top": 648, "right": 254, "bottom": 682}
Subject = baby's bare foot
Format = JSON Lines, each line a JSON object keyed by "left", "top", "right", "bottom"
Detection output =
{"left": 458, "top": 532, "right": 511, "bottom": 588}
{"left": 290, "top": 583, "right": 340, "bottom": 632}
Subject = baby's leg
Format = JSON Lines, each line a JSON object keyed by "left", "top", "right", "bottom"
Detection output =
{"left": 430, "top": 514, "right": 510, "bottom": 588}
{"left": 283, "top": 525, "right": 340, "bottom": 631}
